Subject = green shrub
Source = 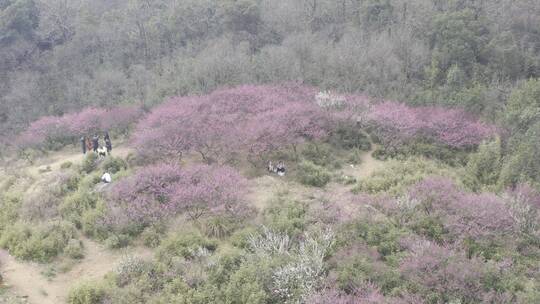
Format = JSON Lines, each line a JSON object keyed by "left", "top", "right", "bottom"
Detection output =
{"left": 81, "top": 153, "right": 99, "bottom": 174}
{"left": 64, "top": 238, "right": 84, "bottom": 259}
{"left": 105, "top": 234, "right": 131, "bottom": 249}
{"left": 100, "top": 156, "right": 127, "bottom": 174}
{"left": 61, "top": 161, "right": 74, "bottom": 169}
{"left": 0, "top": 194, "right": 21, "bottom": 233}
{"left": 230, "top": 226, "right": 258, "bottom": 249}
{"left": 201, "top": 216, "right": 237, "bottom": 239}
{"left": 301, "top": 143, "right": 342, "bottom": 169}
{"left": 140, "top": 225, "right": 165, "bottom": 248}
{"left": 263, "top": 200, "right": 307, "bottom": 237}
{"left": 67, "top": 281, "right": 106, "bottom": 304}
{"left": 223, "top": 262, "right": 269, "bottom": 304}
{"left": 296, "top": 160, "right": 331, "bottom": 187}
{"left": 353, "top": 157, "right": 464, "bottom": 196}
{"left": 330, "top": 124, "right": 371, "bottom": 151}
{"left": 114, "top": 256, "right": 154, "bottom": 287}
{"left": 157, "top": 231, "right": 217, "bottom": 263}
{"left": 408, "top": 215, "right": 447, "bottom": 243}
{"left": 339, "top": 218, "right": 407, "bottom": 259}
{"left": 81, "top": 201, "right": 108, "bottom": 240}
{"left": 0, "top": 221, "right": 77, "bottom": 262}
{"left": 60, "top": 189, "right": 98, "bottom": 228}
{"left": 335, "top": 251, "right": 403, "bottom": 294}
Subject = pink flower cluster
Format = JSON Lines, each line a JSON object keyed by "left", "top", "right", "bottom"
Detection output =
{"left": 132, "top": 84, "right": 334, "bottom": 163}
{"left": 400, "top": 240, "right": 486, "bottom": 302}
{"left": 18, "top": 105, "right": 143, "bottom": 148}
{"left": 368, "top": 101, "right": 495, "bottom": 148}
{"left": 104, "top": 163, "right": 247, "bottom": 230}
{"left": 307, "top": 283, "right": 424, "bottom": 304}
{"left": 408, "top": 177, "right": 514, "bottom": 241}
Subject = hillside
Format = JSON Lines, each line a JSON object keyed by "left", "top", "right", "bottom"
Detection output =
{"left": 0, "top": 85, "right": 539, "bottom": 304}
{"left": 1, "top": 1, "right": 540, "bottom": 304}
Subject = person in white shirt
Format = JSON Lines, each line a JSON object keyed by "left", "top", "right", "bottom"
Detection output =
{"left": 101, "top": 172, "right": 112, "bottom": 183}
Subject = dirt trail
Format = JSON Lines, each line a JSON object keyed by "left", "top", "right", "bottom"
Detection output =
{"left": 1, "top": 144, "right": 139, "bottom": 303}
{"left": 28, "top": 146, "right": 133, "bottom": 177}
{"left": 246, "top": 147, "right": 385, "bottom": 213}
{"left": 0, "top": 238, "right": 153, "bottom": 304}
{"left": 342, "top": 145, "right": 384, "bottom": 180}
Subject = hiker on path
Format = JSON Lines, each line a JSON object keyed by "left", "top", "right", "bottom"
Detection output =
{"left": 92, "top": 134, "right": 99, "bottom": 152}
{"left": 276, "top": 162, "right": 286, "bottom": 176}
{"left": 85, "top": 137, "right": 92, "bottom": 152}
{"left": 104, "top": 133, "right": 112, "bottom": 154}
{"left": 80, "top": 136, "right": 87, "bottom": 154}
{"left": 101, "top": 172, "right": 112, "bottom": 183}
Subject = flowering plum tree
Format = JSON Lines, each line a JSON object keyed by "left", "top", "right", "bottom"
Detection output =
{"left": 104, "top": 163, "right": 247, "bottom": 231}
{"left": 407, "top": 177, "right": 514, "bottom": 241}
{"left": 132, "top": 84, "right": 334, "bottom": 164}
{"left": 18, "top": 105, "right": 144, "bottom": 149}
{"left": 400, "top": 240, "right": 487, "bottom": 303}
{"left": 368, "top": 101, "right": 495, "bottom": 149}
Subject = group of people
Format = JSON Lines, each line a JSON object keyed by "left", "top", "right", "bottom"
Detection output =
{"left": 267, "top": 160, "right": 286, "bottom": 176}
{"left": 80, "top": 132, "right": 112, "bottom": 156}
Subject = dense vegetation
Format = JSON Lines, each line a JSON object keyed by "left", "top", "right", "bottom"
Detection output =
{"left": 0, "top": 1, "right": 539, "bottom": 304}
{"left": 1, "top": 0, "right": 539, "bottom": 135}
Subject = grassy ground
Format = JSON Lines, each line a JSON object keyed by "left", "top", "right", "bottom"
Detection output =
{"left": 0, "top": 144, "right": 385, "bottom": 304}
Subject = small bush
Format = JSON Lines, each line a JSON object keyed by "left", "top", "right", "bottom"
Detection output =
{"left": 81, "top": 153, "right": 99, "bottom": 174}
{"left": 296, "top": 160, "right": 331, "bottom": 187}
{"left": 61, "top": 161, "right": 74, "bottom": 169}
{"left": 64, "top": 239, "right": 84, "bottom": 259}
{"left": 353, "top": 157, "right": 464, "bottom": 196}
{"left": 60, "top": 189, "right": 98, "bottom": 228}
{"left": 105, "top": 234, "right": 131, "bottom": 249}
{"left": 263, "top": 200, "right": 308, "bottom": 237}
{"left": 157, "top": 231, "right": 217, "bottom": 263}
{"left": 201, "top": 216, "right": 237, "bottom": 239}
{"left": 230, "top": 226, "right": 259, "bottom": 249}
{"left": 330, "top": 124, "right": 371, "bottom": 151}
{"left": 301, "top": 143, "right": 342, "bottom": 169}
{"left": 140, "top": 225, "right": 165, "bottom": 248}
{"left": 0, "top": 221, "right": 77, "bottom": 262}
{"left": 114, "top": 256, "right": 153, "bottom": 287}
{"left": 20, "top": 187, "right": 60, "bottom": 221}
{"left": 67, "top": 281, "right": 106, "bottom": 304}
{"left": 80, "top": 201, "right": 108, "bottom": 240}
{"left": 100, "top": 156, "right": 127, "bottom": 174}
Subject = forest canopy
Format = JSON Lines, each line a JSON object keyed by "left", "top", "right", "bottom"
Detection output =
{"left": 1, "top": 0, "right": 539, "bottom": 137}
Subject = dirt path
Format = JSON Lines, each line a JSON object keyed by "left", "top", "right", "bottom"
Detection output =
{"left": 0, "top": 238, "right": 152, "bottom": 304}
{"left": 246, "top": 147, "right": 385, "bottom": 214}
{"left": 28, "top": 146, "right": 133, "bottom": 177}
{"left": 1, "top": 144, "right": 139, "bottom": 303}
{"left": 341, "top": 145, "right": 384, "bottom": 180}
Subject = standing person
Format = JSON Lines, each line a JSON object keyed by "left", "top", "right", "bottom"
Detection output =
{"left": 276, "top": 162, "right": 286, "bottom": 176}
{"left": 104, "top": 132, "right": 112, "bottom": 154}
{"left": 80, "top": 136, "right": 87, "bottom": 154}
{"left": 104, "top": 131, "right": 110, "bottom": 142}
{"left": 92, "top": 134, "right": 99, "bottom": 152}
{"left": 86, "top": 137, "right": 92, "bottom": 152}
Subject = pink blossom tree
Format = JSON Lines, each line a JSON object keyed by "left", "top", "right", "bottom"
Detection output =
{"left": 104, "top": 163, "right": 247, "bottom": 232}
{"left": 368, "top": 101, "right": 495, "bottom": 149}
{"left": 407, "top": 177, "right": 514, "bottom": 242}
{"left": 132, "top": 84, "right": 334, "bottom": 164}
{"left": 399, "top": 240, "right": 487, "bottom": 303}
{"left": 17, "top": 105, "right": 144, "bottom": 149}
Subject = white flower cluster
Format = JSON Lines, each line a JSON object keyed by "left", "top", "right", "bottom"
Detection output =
{"left": 272, "top": 228, "right": 335, "bottom": 303}
{"left": 315, "top": 91, "right": 346, "bottom": 110}
{"left": 248, "top": 226, "right": 291, "bottom": 256}
{"left": 505, "top": 192, "right": 539, "bottom": 237}
{"left": 396, "top": 194, "right": 420, "bottom": 212}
